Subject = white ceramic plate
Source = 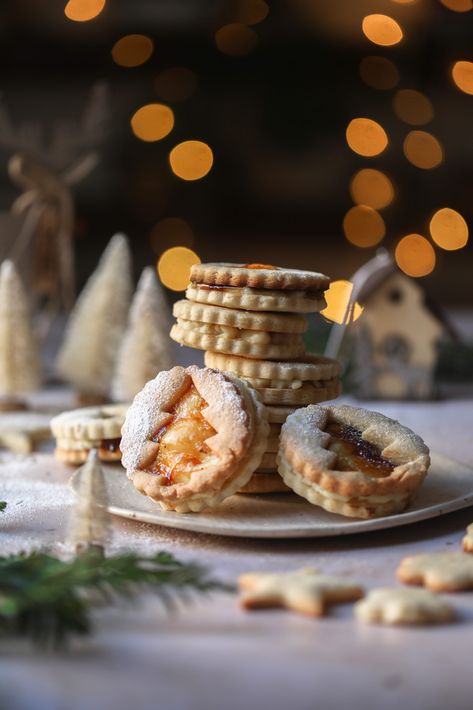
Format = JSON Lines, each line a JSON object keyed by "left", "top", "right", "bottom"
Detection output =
{"left": 71, "top": 452, "right": 473, "bottom": 538}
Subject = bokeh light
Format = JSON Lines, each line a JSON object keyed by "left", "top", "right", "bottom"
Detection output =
{"left": 343, "top": 205, "right": 385, "bottom": 247}
{"left": 393, "top": 89, "right": 434, "bottom": 125}
{"left": 169, "top": 141, "right": 214, "bottom": 181}
{"left": 215, "top": 24, "right": 258, "bottom": 56}
{"left": 403, "top": 131, "right": 443, "bottom": 169}
{"left": 362, "top": 15, "right": 403, "bottom": 47}
{"left": 359, "top": 56, "right": 400, "bottom": 90}
{"left": 429, "top": 208, "right": 469, "bottom": 251}
{"left": 64, "top": 0, "right": 105, "bottom": 22}
{"left": 346, "top": 118, "right": 388, "bottom": 157}
{"left": 451, "top": 61, "right": 473, "bottom": 95}
{"left": 350, "top": 169, "right": 394, "bottom": 209}
{"left": 150, "top": 218, "right": 194, "bottom": 253}
{"left": 235, "top": 0, "right": 269, "bottom": 25}
{"left": 321, "top": 280, "right": 363, "bottom": 325}
{"left": 155, "top": 68, "right": 197, "bottom": 102}
{"left": 131, "top": 104, "right": 174, "bottom": 142}
{"left": 395, "top": 234, "right": 436, "bottom": 277}
{"left": 440, "top": 0, "right": 473, "bottom": 11}
{"left": 158, "top": 247, "right": 201, "bottom": 291}
{"left": 111, "top": 35, "right": 154, "bottom": 68}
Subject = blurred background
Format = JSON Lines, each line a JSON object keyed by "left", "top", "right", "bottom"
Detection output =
{"left": 0, "top": 0, "right": 472, "bottom": 306}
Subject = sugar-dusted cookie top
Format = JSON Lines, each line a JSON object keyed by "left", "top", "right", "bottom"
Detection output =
{"left": 355, "top": 587, "right": 455, "bottom": 625}
{"left": 120, "top": 366, "right": 268, "bottom": 513}
{"left": 190, "top": 263, "right": 330, "bottom": 291}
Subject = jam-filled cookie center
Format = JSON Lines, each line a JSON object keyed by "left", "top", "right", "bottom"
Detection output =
{"left": 151, "top": 384, "right": 216, "bottom": 484}
{"left": 326, "top": 421, "right": 394, "bottom": 478}
{"left": 242, "top": 263, "right": 278, "bottom": 270}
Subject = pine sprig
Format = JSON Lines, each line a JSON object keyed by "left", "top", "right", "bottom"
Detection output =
{"left": 0, "top": 501, "right": 6, "bottom": 512}
{"left": 0, "top": 550, "right": 231, "bottom": 648}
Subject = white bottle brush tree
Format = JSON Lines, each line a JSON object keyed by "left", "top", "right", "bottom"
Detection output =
{"left": 56, "top": 233, "right": 133, "bottom": 403}
{"left": 0, "top": 260, "right": 41, "bottom": 409}
{"left": 112, "top": 266, "right": 173, "bottom": 402}
{"left": 67, "top": 449, "right": 111, "bottom": 555}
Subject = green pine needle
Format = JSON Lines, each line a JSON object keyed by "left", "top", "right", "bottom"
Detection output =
{"left": 0, "top": 501, "right": 6, "bottom": 512}
{"left": 0, "top": 550, "right": 232, "bottom": 648}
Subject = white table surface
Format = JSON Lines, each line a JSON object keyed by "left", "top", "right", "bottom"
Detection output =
{"left": 1, "top": 394, "right": 473, "bottom": 710}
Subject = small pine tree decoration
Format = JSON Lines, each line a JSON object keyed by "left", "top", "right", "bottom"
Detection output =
{"left": 68, "top": 449, "right": 111, "bottom": 554}
{"left": 111, "top": 266, "right": 173, "bottom": 402}
{"left": 56, "top": 234, "right": 133, "bottom": 402}
{"left": 0, "top": 260, "right": 41, "bottom": 409}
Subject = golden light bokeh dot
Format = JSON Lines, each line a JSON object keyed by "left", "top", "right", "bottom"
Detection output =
{"left": 440, "top": 0, "right": 473, "bottom": 11}
{"left": 395, "top": 234, "right": 436, "bottom": 277}
{"left": 350, "top": 169, "right": 394, "bottom": 210}
{"left": 131, "top": 104, "right": 174, "bottom": 142}
{"left": 155, "top": 68, "right": 197, "bottom": 102}
{"left": 169, "top": 141, "right": 214, "bottom": 181}
{"left": 403, "top": 131, "right": 443, "bottom": 169}
{"left": 111, "top": 35, "right": 154, "bottom": 68}
{"left": 429, "top": 208, "right": 469, "bottom": 251}
{"left": 64, "top": 0, "right": 106, "bottom": 21}
{"left": 346, "top": 118, "right": 388, "bottom": 157}
{"left": 359, "top": 56, "right": 400, "bottom": 90}
{"left": 451, "top": 61, "right": 473, "bottom": 95}
{"left": 235, "top": 0, "right": 269, "bottom": 25}
{"left": 343, "top": 205, "right": 385, "bottom": 248}
{"left": 150, "top": 218, "right": 194, "bottom": 253}
{"left": 321, "top": 280, "right": 363, "bottom": 325}
{"left": 393, "top": 89, "right": 434, "bottom": 125}
{"left": 157, "top": 247, "right": 201, "bottom": 291}
{"left": 362, "top": 14, "right": 403, "bottom": 47}
{"left": 215, "top": 24, "right": 258, "bottom": 56}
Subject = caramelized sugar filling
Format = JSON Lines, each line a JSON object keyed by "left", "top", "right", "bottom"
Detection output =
{"left": 242, "top": 263, "right": 278, "bottom": 269}
{"left": 151, "top": 384, "right": 216, "bottom": 485}
{"left": 326, "top": 421, "right": 394, "bottom": 478}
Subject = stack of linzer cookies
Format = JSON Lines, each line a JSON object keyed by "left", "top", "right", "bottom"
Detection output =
{"left": 170, "top": 262, "right": 342, "bottom": 493}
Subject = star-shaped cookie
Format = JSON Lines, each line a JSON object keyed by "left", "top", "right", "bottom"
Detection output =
{"left": 463, "top": 523, "right": 473, "bottom": 553}
{"left": 355, "top": 587, "right": 455, "bottom": 626}
{"left": 238, "top": 567, "right": 363, "bottom": 617}
{"left": 0, "top": 411, "right": 52, "bottom": 454}
{"left": 398, "top": 552, "right": 473, "bottom": 592}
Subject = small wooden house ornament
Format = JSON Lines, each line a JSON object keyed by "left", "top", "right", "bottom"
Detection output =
{"left": 326, "top": 251, "right": 452, "bottom": 400}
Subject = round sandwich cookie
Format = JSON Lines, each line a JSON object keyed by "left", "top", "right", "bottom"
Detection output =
{"left": 171, "top": 321, "right": 305, "bottom": 360}
{"left": 120, "top": 365, "right": 269, "bottom": 513}
{"left": 51, "top": 404, "right": 129, "bottom": 464}
{"left": 278, "top": 404, "right": 430, "bottom": 519}
{"left": 190, "top": 263, "right": 330, "bottom": 291}
{"left": 186, "top": 283, "right": 327, "bottom": 314}
{"left": 173, "top": 299, "right": 308, "bottom": 334}
{"left": 204, "top": 351, "right": 341, "bottom": 382}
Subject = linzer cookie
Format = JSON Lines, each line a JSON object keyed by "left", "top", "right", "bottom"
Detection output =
{"left": 51, "top": 404, "right": 128, "bottom": 464}
{"left": 120, "top": 365, "right": 268, "bottom": 513}
{"left": 171, "top": 321, "right": 305, "bottom": 360}
{"left": 190, "top": 263, "right": 330, "bottom": 291}
{"left": 250, "top": 379, "right": 341, "bottom": 406}
{"left": 204, "top": 352, "right": 341, "bottom": 382}
{"left": 278, "top": 404, "right": 430, "bottom": 519}
{"left": 173, "top": 300, "right": 308, "bottom": 334}
{"left": 186, "top": 284, "right": 326, "bottom": 313}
